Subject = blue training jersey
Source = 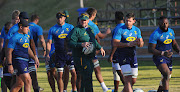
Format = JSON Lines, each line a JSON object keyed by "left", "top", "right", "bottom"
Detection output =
{"left": 88, "top": 20, "right": 100, "bottom": 36}
{"left": 8, "top": 32, "right": 30, "bottom": 60}
{"left": 113, "top": 25, "right": 142, "bottom": 55}
{"left": 29, "top": 22, "right": 43, "bottom": 48}
{"left": 48, "top": 23, "right": 74, "bottom": 53}
{"left": 7, "top": 23, "right": 33, "bottom": 40}
{"left": 149, "top": 27, "right": 175, "bottom": 52}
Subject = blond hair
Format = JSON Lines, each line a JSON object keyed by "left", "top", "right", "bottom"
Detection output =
{"left": 12, "top": 10, "right": 20, "bottom": 19}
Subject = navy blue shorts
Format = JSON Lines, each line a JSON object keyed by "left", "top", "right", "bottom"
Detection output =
{"left": 93, "top": 56, "right": 98, "bottom": 60}
{"left": 153, "top": 55, "right": 172, "bottom": 71}
{"left": 13, "top": 59, "right": 29, "bottom": 76}
{"left": 116, "top": 55, "right": 138, "bottom": 68}
{"left": 55, "top": 53, "right": 73, "bottom": 68}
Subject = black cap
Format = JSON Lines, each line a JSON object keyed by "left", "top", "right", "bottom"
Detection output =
{"left": 19, "top": 12, "right": 29, "bottom": 19}
{"left": 56, "top": 12, "right": 66, "bottom": 19}
{"left": 18, "top": 19, "right": 29, "bottom": 27}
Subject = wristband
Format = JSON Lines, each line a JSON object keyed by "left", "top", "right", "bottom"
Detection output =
{"left": 161, "top": 51, "right": 165, "bottom": 56}
{"left": 8, "top": 63, "right": 12, "bottom": 66}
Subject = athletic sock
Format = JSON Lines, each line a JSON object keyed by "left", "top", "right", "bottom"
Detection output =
{"left": 163, "top": 90, "right": 168, "bottom": 92}
{"left": 100, "top": 82, "right": 108, "bottom": 91}
{"left": 63, "top": 90, "right": 67, "bottom": 92}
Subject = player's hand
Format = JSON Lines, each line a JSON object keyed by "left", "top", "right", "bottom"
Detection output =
{"left": 164, "top": 50, "right": 173, "bottom": 58}
{"left": 81, "top": 42, "right": 90, "bottom": 48}
{"left": 45, "top": 55, "right": 50, "bottom": 65}
{"left": 106, "top": 28, "right": 111, "bottom": 35}
{"left": 127, "top": 41, "right": 137, "bottom": 47}
{"left": 108, "top": 56, "right": 113, "bottom": 62}
{"left": 100, "top": 47, "right": 105, "bottom": 57}
{"left": 8, "top": 65, "right": 14, "bottom": 74}
{"left": 67, "top": 51, "right": 72, "bottom": 56}
{"left": 34, "top": 55, "right": 39, "bottom": 68}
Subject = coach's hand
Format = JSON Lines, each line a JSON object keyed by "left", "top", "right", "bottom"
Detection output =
{"left": 8, "top": 65, "right": 14, "bottom": 74}
{"left": 81, "top": 42, "right": 90, "bottom": 48}
{"left": 100, "top": 47, "right": 105, "bottom": 57}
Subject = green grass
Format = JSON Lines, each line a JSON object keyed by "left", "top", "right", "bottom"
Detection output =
{"left": 36, "top": 60, "right": 180, "bottom": 92}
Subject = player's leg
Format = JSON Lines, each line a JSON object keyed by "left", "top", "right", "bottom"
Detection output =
{"left": 57, "top": 68, "right": 64, "bottom": 92}
{"left": 63, "top": 66, "right": 69, "bottom": 92}
{"left": 93, "top": 58, "right": 109, "bottom": 92}
{"left": 10, "top": 75, "right": 24, "bottom": 92}
{"left": 157, "top": 63, "right": 170, "bottom": 92}
{"left": 29, "top": 63, "right": 40, "bottom": 92}
{"left": 118, "top": 64, "right": 133, "bottom": 92}
{"left": 113, "top": 62, "right": 124, "bottom": 92}
{"left": 69, "top": 64, "right": 77, "bottom": 92}
{"left": 46, "top": 64, "right": 56, "bottom": 92}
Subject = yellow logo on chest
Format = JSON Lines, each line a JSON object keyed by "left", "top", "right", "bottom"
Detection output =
{"left": 22, "top": 43, "right": 29, "bottom": 48}
{"left": 163, "top": 39, "right": 172, "bottom": 44}
{"left": 58, "top": 34, "right": 68, "bottom": 39}
{"left": 126, "top": 37, "right": 136, "bottom": 41}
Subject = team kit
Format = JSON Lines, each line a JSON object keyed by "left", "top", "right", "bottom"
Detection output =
{"left": 0, "top": 7, "right": 180, "bottom": 92}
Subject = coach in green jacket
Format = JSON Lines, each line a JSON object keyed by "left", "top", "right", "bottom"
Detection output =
{"left": 68, "top": 13, "right": 105, "bottom": 92}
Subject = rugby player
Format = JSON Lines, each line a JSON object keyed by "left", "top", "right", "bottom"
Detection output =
{"left": 113, "top": 13, "right": 144, "bottom": 92}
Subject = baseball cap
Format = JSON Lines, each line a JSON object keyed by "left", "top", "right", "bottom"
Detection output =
{"left": 19, "top": 12, "right": 29, "bottom": 19}
{"left": 79, "top": 13, "right": 89, "bottom": 20}
{"left": 18, "top": 19, "right": 29, "bottom": 27}
{"left": 56, "top": 12, "right": 66, "bottom": 19}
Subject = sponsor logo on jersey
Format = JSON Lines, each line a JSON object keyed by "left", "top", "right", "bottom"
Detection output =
{"left": 134, "top": 31, "right": 137, "bottom": 34}
{"left": 160, "top": 35, "right": 164, "bottom": 39}
{"left": 160, "top": 59, "right": 163, "bottom": 62}
{"left": 24, "top": 67, "right": 27, "bottom": 71}
{"left": 20, "top": 38, "right": 23, "bottom": 42}
{"left": 84, "top": 32, "right": 87, "bottom": 36}
{"left": 58, "top": 34, "right": 68, "bottom": 38}
{"left": 126, "top": 37, "right": 136, "bottom": 41}
{"left": 163, "top": 39, "right": 172, "bottom": 44}
{"left": 22, "top": 43, "right": 29, "bottom": 48}
{"left": 123, "top": 58, "right": 126, "bottom": 63}
{"left": 123, "top": 32, "right": 127, "bottom": 35}
{"left": 28, "top": 35, "right": 30, "bottom": 38}
{"left": 66, "top": 28, "right": 69, "bottom": 31}
{"left": 170, "top": 33, "right": 172, "bottom": 36}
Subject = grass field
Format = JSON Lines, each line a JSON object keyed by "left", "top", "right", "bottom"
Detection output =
{"left": 35, "top": 60, "right": 180, "bottom": 92}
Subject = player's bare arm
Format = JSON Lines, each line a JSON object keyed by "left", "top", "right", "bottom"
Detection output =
{"left": 6, "top": 48, "right": 14, "bottom": 74}
{"left": 45, "top": 39, "right": 52, "bottom": 64}
{"left": 148, "top": 43, "right": 173, "bottom": 58}
{"left": 39, "top": 35, "right": 46, "bottom": 56}
{"left": 0, "top": 38, "right": 4, "bottom": 51}
{"left": 97, "top": 28, "right": 111, "bottom": 39}
{"left": 172, "top": 39, "right": 180, "bottom": 54}
{"left": 136, "top": 38, "right": 144, "bottom": 47}
{"left": 108, "top": 46, "right": 117, "bottom": 62}
{"left": 30, "top": 39, "right": 37, "bottom": 55}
